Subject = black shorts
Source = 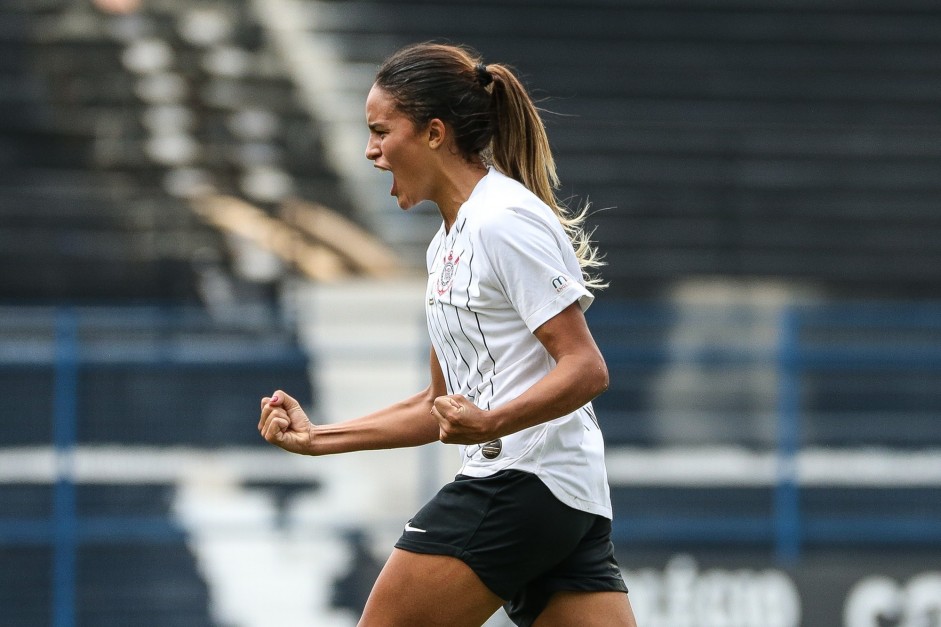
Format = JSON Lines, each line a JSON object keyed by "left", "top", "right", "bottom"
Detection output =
{"left": 394, "top": 469, "right": 628, "bottom": 627}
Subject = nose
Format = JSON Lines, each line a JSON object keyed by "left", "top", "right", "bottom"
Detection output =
{"left": 365, "top": 135, "right": 380, "bottom": 161}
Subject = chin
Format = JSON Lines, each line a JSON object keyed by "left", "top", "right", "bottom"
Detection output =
{"left": 396, "top": 197, "right": 417, "bottom": 210}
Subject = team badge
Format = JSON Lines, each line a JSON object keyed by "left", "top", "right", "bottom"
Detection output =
{"left": 435, "top": 250, "right": 461, "bottom": 295}
{"left": 481, "top": 439, "right": 502, "bottom": 459}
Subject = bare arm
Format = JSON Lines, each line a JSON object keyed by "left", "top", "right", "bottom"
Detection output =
{"left": 432, "top": 301, "right": 608, "bottom": 444}
{"left": 259, "top": 348, "right": 446, "bottom": 455}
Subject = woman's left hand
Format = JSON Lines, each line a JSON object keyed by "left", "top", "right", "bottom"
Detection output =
{"left": 431, "top": 394, "right": 498, "bottom": 444}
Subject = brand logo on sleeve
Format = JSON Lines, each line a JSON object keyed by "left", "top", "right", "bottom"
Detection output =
{"left": 551, "top": 275, "right": 571, "bottom": 293}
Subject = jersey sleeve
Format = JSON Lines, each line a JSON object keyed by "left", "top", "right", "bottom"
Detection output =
{"left": 482, "top": 206, "right": 594, "bottom": 332}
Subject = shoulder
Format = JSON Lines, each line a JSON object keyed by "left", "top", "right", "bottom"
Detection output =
{"left": 470, "top": 170, "right": 558, "bottom": 235}
{"left": 480, "top": 169, "right": 545, "bottom": 210}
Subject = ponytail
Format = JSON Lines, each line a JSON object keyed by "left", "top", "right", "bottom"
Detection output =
{"left": 487, "top": 64, "right": 607, "bottom": 290}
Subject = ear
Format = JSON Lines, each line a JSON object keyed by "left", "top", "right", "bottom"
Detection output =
{"left": 426, "top": 118, "right": 447, "bottom": 150}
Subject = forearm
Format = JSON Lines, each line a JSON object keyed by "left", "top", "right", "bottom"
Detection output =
{"left": 487, "top": 302, "right": 609, "bottom": 438}
{"left": 489, "top": 352, "right": 608, "bottom": 439}
{"left": 307, "top": 388, "right": 441, "bottom": 456}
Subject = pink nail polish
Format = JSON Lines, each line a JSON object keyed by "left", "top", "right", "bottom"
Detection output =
{"left": 271, "top": 395, "right": 280, "bottom": 404}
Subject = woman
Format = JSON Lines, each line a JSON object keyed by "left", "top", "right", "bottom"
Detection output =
{"left": 258, "top": 42, "right": 637, "bottom": 627}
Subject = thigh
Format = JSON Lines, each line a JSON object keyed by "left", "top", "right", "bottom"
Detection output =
{"left": 358, "top": 548, "right": 504, "bottom": 627}
{"left": 396, "top": 470, "right": 595, "bottom": 601}
{"left": 533, "top": 590, "right": 638, "bottom": 627}
{"left": 504, "top": 515, "right": 628, "bottom": 625}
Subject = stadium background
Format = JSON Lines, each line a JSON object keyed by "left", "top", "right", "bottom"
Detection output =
{"left": 1, "top": 0, "right": 940, "bottom": 625}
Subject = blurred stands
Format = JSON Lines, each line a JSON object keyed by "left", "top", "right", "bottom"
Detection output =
{"left": 0, "top": 0, "right": 337, "bottom": 439}
{"left": 1, "top": 2, "right": 334, "bottom": 623}
{"left": 0, "top": 304, "right": 313, "bottom": 625}
{"left": 0, "top": 306, "right": 313, "bottom": 447}
{"left": 0, "top": 483, "right": 213, "bottom": 626}
{"left": 3, "top": 0, "right": 941, "bottom": 625}
{"left": 303, "top": 0, "right": 941, "bottom": 299}
{"left": 0, "top": 0, "right": 363, "bottom": 305}
{"left": 1, "top": 1, "right": 215, "bottom": 303}
{"left": 14, "top": 0, "right": 939, "bottom": 302}
{"left": 588, "top": 300, "right": 941, "bottom": 449}
{"left": 588, "top": 299, "right": 941, "bottom": 561}
{"left": 5, "top": 0, "right": 941, "bottom": 305}
{"left": 292, "top": 4, "right": 941, "bottom": 617}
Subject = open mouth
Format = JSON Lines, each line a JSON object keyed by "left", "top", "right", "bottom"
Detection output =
{"left": 374, "top": 164, "right": 397, "bottom": 197}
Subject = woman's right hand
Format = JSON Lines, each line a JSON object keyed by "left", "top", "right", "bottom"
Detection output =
{"left": 258, "top": 390, "right": 314, "bottom": 455}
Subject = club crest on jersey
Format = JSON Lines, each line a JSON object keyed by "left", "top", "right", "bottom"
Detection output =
{"left": 436, "top": 250, "right": 461, "bottom": 295}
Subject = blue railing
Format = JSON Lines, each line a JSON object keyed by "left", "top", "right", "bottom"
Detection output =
{"left": 2, "top": 302, "right": 941, "bottom": 624}
{"left": 51, "top": 309, "right": 78, "bottom": 627}
{"left": 0, "top": 305, "right": 312, "bottom": 627}
{"left": 588, "top": 300, "right": 941, "bottom": 564}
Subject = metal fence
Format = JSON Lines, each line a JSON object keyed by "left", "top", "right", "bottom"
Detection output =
{"left": 1, "top": 302, "right": 940, "bottom": 625}
{"left": 588, "top": 300, "right": 941, "bottom": 563}
{"left": 0, "top": 306, "right": 312, "bottom": 627}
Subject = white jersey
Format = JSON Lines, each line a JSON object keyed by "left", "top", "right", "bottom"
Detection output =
{"left": 425, "top": 168, "right": 613, "bottom": 519}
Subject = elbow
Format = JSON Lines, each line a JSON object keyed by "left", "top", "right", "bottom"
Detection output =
{"left": 588, "top": 355, "right": 609, "bottom": 400}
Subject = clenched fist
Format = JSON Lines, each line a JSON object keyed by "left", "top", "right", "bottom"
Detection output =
{"left": 431, "top": 394, "right": 498, "bottom": 445}
{"left": 258, "top": 390, "right": 314, "bottom": 454}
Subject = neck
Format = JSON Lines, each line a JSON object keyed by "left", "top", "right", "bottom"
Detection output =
{"left": 436, "top": 161, "right": 488, "bottom": 232}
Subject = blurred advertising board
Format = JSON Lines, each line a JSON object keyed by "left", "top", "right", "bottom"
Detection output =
{"left": 619, "top": 549, "right": 941, "bottom": 627}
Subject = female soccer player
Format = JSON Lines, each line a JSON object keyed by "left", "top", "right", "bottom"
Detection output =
{"left": 259, "top": 42, "right": 637, "bottom": 627}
